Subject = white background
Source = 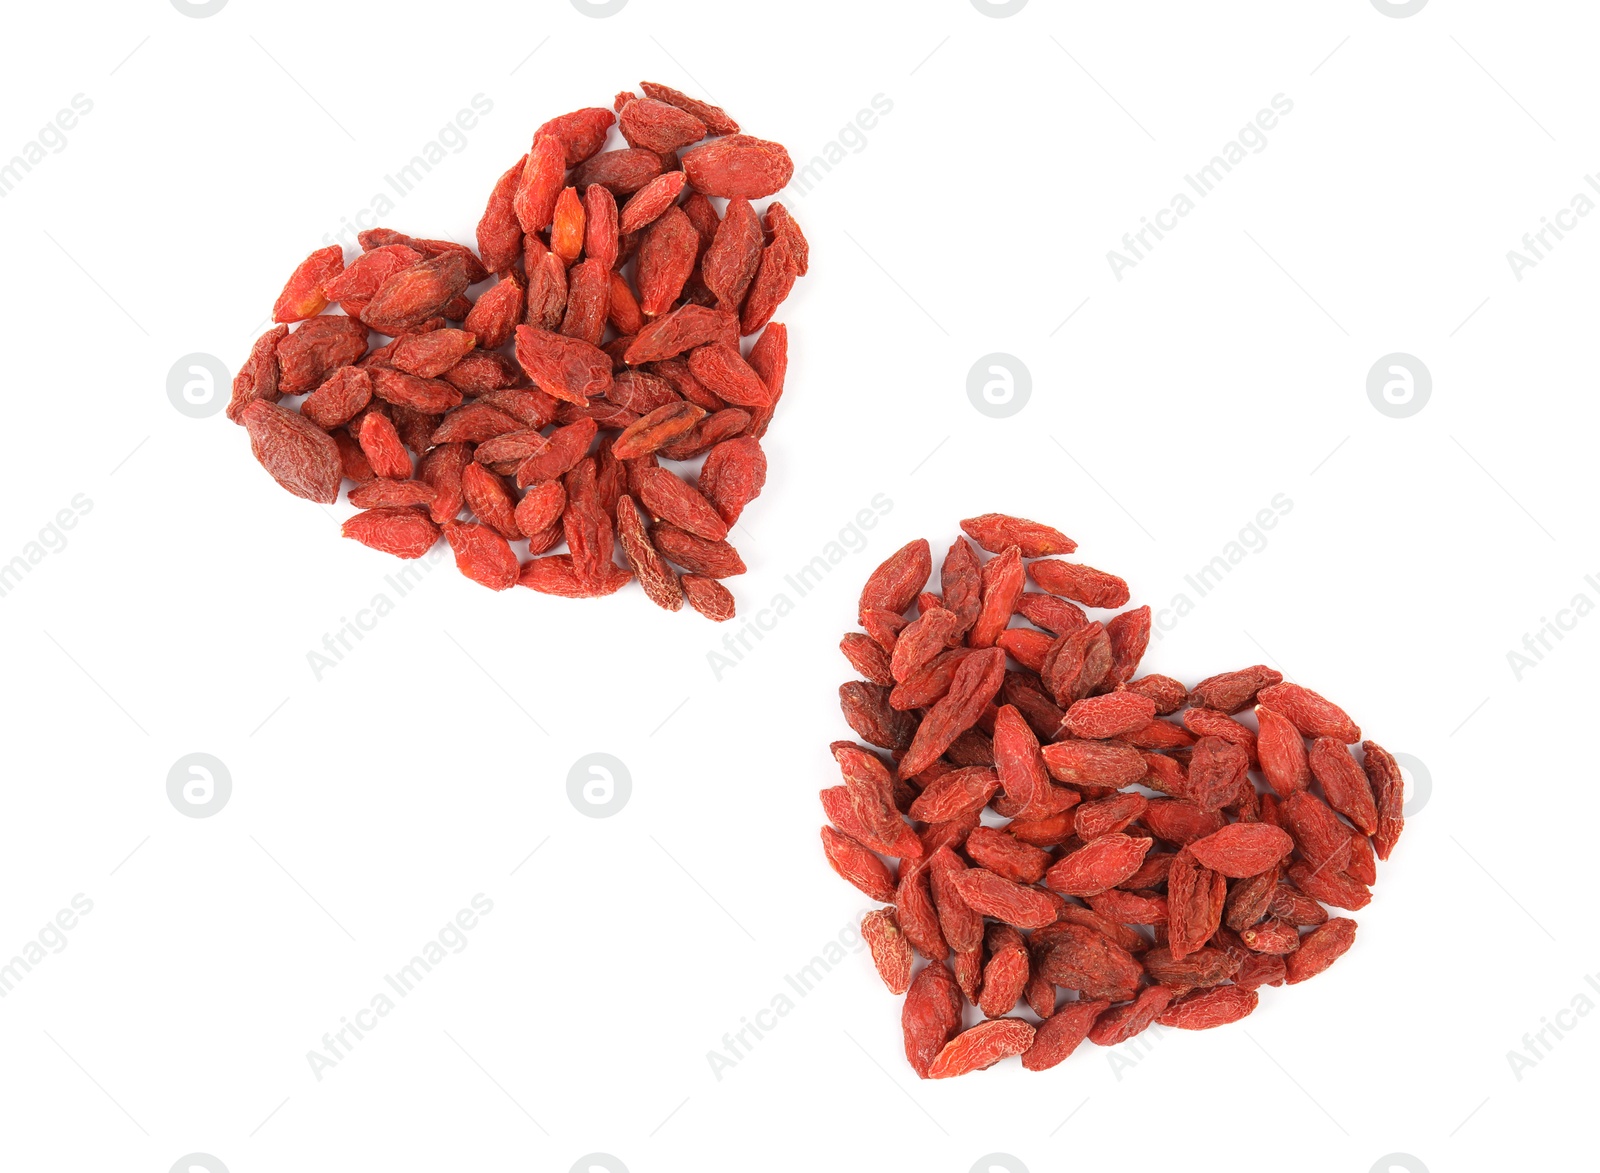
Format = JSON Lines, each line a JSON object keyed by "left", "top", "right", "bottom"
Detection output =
{"left": 0, "top": 2, "right": 1594, "bottom": 1171}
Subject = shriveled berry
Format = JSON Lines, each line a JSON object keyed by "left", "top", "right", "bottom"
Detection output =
{"left": 242, "top": 401, "right": 342, "bottom": 503}
{"left": 441, "top": 520, "right": 518, "bottom": 590}
{"left": 341, "top": 507, "right": 439, "bottom": 558}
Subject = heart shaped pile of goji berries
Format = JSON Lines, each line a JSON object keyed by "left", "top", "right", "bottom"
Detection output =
{"left": 227, "top": 82, "right": 805, "bottom": 621}
{"left": 821, "top": 514, "right": 1405, "bottom": 1077}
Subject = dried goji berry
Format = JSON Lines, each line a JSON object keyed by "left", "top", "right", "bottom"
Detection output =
{"left": 902, "top": 962, "right": 962, "bottom": 1079}
{"left": 948, "top": 867, "right": 1056, "bottom": 930}
{"left": 1044, "top": 834, "right": 1153, "bottom": 897}
{"left": 680, "top": 135, "right": 794, "bottom": 199}
{"left": 513, "top": 133, "right": 567, "bottom": 235}
{"left": 1158, "top": 984, "right": 1259, "bottom": 1029}
{"left": 1088, "top": 985, "right": 1175, "bottom": 1046}
{"left": 1187, "top": 823, "right": 1294, "bottom": 878}
{"left": 1021, "top": 999, "right": 1108, "bottom": 1071}
{"left": 1167, "top": 848, "right": 1226, "bottom": 960}
{"left": 300, "top": 366, "right": 372, "bottom": 430}
{"left": 1188, "top": 665, "right": 1284, "bottom": 714}
{"left": 899, "top": 648, "right": 1006, "bottom": 777}
{"left": 1256, "top": 682, "right": 1361, "bottom": 743}
{"left": 1308, "top": 736, "right": 1379, "bottom": 835}
{"left": 573, "top": 147, "right": 664, "bottom": 195}
{"left": 650, "top": 525, "right": 746, "bottom": 578}
{"left": 1028, "top": 559, "right": 1130, "bottom": 609}
{"left": 978, "top": 924, "right": 1030, "bottom": 1018}
{"left": 959, "top": 514, "right": 1076, "bottom": 558}
{"left": 636, "top": 466, "right": 726, "bottom": 541}
{"left": 861, "top": 909, "right": 914, "bottom": 996}
{"left": 277, "top": 316, "right": 368, "bottom": 394}
{"left": 1062, "top": 691, "right": 1158, "bottom": 740}
{"left": 820, "top": 825, "right": 895, "bottom": 903}
{"left": 681, "top": 574, "right": 735, "bottom": 622}
{"left": 241, "top": 400, "right": 343, "bottom": 503}
{"left": 438, "top": 520, "right": 517, "bottom": 590}
{"left": 477, "top": 157, "right": 526, "bottom": 274}
{"left": 272, "top": 245, "right": 345, "bottom": 324}
{"left": 1362, "top": 741, "right": 1406, "bottom": 861}
{"left": 697, "top": 437, "right": 766, "bottom": 526}
{"left": 927, "top": 1018, "right": 1035, "bottom": 1078}
{"left": 635, "top": 205, "right": 699, "bottom": 316}
{"left": 1034, "top": 922, "right": 1144, "bottom": 1000}
{"left": 1285, "top": 917, "right": 1357, "bottom": 983}
{"left": 1040, "top": 739, "right": 1146, "bottom": 787}
{"left": 513, "top": 325, "right": 613, "bottom": 406}
{"left": 362, "top": 253, "right": 471, "bottom": 335}
{"left": 617, "top": 170, "right": 688, "bottom": 235}
{"left": 967, "top": 546, "right": 1024, "bottom": 649}
{"left": 341, "top": 507, "right": 439, "bottom": 558}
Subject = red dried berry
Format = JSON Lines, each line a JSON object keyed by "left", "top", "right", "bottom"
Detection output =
{"left": 477, "top": 156, "right": 526, "bottom": 274}
{"left": 1187, "top": 823, "right": 1295, "bottom": 878}
{"left": 1043, "top": 834, "right": 1153, "bottom": 897}
{"left": 272, "top": 245, "right": 344, "bottom": 323}
{"left": 820, "top": 825, "right": 895, "bottom": 903}
{"left": 1285, "top": 917, "right": 1357, "bottom": 983}
{"left": 514, "top": 133, "right": 567, "bottom": 234}
{"left": 1189, "top": 665, "right": 1284, "bottom": 713}
{"left": 441, "top": 520, "right": 518, "bottom": 590}
{"left": 902, "top": 962, "right": 962, "bottom": 1079}
{"left": 1022, "top": 999, "right": 1108, "bottom": 1071}
{"left": 534, "top": 106, "right": 616, "bottom": 166}
{"left": 681, "top": 574, "right": 735, "bottom": 622}
{"left": 960, "top": 514, "right": 1076, "bottom": 558}
{"left": 1256, "top": 682, "right": 1361, "bottom": 743}
{"left": 341, "top": 507, "right": 439, "bottom": 558}
{"left": 1028, "top": 559, "right": 1130, "bottom": 609}
{"left": 1158, "top": 985, "right": 1260, "bottom": 1029}
{"left": 861, "top": 909, "right": 914, "bottom": 996}
{"left": 681, "top": 135, "right": 794, "bottom": 199}
{"left": 241, "top": 401, "right": 343, "bottom": 504}
{"left": 513, "top": 325, "right": 613, "bottom": 406}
